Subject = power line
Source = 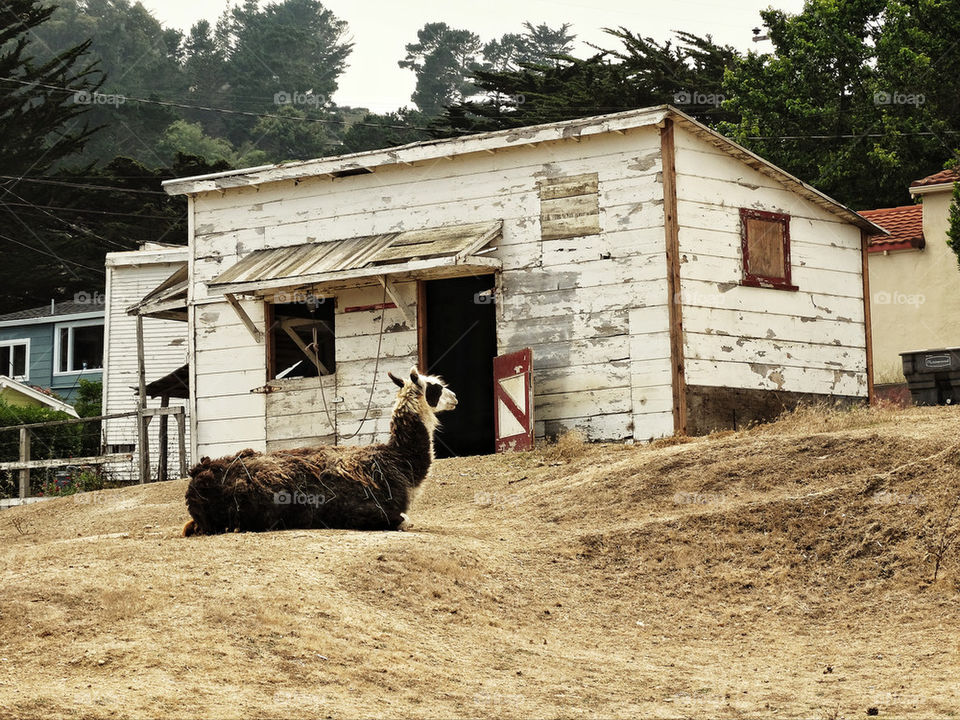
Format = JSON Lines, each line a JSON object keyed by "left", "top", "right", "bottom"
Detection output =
{"left": 0, "top": 175, "right": 167, "bottom": 195}
{"left": 0, "top": 186, "right": 137, "bottom": 250}
{"left": 2, "top": 202, "right": 176, "bottom": 220}
{"left": 0, "top": 76, "right": 432, "bottom": 133}
{"left": 0, "top": 232, "right": 106, "bottom": 274}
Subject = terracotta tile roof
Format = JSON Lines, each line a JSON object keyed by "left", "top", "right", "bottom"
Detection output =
{"left": 859, "top": 205, "right": 924, "bottom": 252}
{"left": 910, "top": 168, "right": 959, "bottom": 188}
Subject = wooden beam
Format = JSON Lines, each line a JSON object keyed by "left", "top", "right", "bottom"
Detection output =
{"left": 0, "top": 411, "right": 138, "bottom": 433}
{"left": 176, "top": 410, "right": 187, "bottom": 478}
{"left": 0, "top": 453, "right": 133, "bottom": 472}
{"left": 861, "top": 229, "right": 875, "bottom": 404}
{"left": 417, "top": 280, "right": 427, "bottom": 370}
{"left": 157, "top": 395, "right": 169, "bottom": 482}
{"left": 139, "top": 406, "right": 186, "bottom": 418}
{"left": 264, "top": 301, "right": 275, "bottom": 381}
{"left": 279, "top": 318, "right": 330, "bottom": 375}
{"left": 660, "top": 118, "right": 688, "bottom": 435}
{"left": 18, "top": 428, "right": 29, "bottom": 499}
{"left": 379, "top": 277, "right": 414, "bottom": 325}
{"left": 225, "top": 293, "right": 264, "bottom": 343}
{"left": 136, "top": 315, "right": 150, "bottom": 484}
{"left": 211, "top": 256, "right": 502, "bottom": 297}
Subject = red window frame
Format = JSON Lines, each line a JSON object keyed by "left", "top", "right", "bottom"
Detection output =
{"left": 739, "top": 208, "right": 797, "bottom": 291}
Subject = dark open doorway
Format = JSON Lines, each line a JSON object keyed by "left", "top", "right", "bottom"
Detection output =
{"left": 422, "top": 274, "right": 497, "bottom": 457}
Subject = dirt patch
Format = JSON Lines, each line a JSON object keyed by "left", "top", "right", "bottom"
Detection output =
{"left": 0, "top": 404, "right": 958, "bottom": 718}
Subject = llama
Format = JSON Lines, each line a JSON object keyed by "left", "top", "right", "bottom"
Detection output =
{"left": 181, "top": 367, "right": 457, "bottom": 535}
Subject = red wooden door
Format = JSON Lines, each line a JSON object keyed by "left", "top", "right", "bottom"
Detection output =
{"left": 493, "top": 349, "right": 534, "bottom": 452}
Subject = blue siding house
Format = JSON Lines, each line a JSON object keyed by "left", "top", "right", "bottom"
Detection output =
{"left": 0, "top": 300, "right": 105, "bottom": 404}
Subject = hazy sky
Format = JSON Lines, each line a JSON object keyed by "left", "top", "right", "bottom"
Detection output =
{"left": 137, "top": 0, "right": 805, "bottom": 113}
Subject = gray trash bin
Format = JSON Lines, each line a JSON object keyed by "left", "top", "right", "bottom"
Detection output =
{"left": 900, "top": 347, "right": 960, "bottom": 406}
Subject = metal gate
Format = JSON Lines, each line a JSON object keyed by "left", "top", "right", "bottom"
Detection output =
{"left": 493, "top": 348, "right": 534, "bottom": 452}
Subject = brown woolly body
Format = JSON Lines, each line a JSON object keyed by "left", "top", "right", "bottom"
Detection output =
{"left": 183, "top": 369, "right": 450, "bottom": 535}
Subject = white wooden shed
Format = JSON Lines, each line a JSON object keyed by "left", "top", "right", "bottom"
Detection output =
{"left": 163, "top": 105, "right": 882, "bottom": 461}
{"left": 102, "top": 244, "right": 190, "bottom": 480}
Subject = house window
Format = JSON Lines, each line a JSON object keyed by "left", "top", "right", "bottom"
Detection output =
{"left": 740, "top": 208, "right": 797, "bottom": 290}
{"left": 268, "top": 296, "right": 335, "bottom": 380}
{"left": 55, "top": 321, "right": 104, "bottom": 374}
{"left": 0, "top": 340, "right": 29, "bottom": 380}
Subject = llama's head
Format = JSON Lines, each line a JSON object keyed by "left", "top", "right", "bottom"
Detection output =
{"left": 388, "top": 367, "right": 458, "bottom": 416}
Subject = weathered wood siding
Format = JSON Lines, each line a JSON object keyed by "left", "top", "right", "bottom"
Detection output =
{"left": 103, "top": 254, "right": 190, "bottom": 480}
{"left": 673, "top": 128, "right": 868, "bottom": 397}
{"left": 189, "top": 126, "right": 673, "bottom": 454}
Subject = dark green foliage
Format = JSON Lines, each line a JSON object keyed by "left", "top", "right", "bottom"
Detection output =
{"left": 0, "top": 0, "right": 101, "bottom": 174}
{"left": 0, "top": 154, "right": 229, "bottom": 313}
{"left": 340, "top": 109, "right": 431, "bottom": 153}
{"left": 74, "top": 379, "right": 102, "bottom": 457}
{"left": 432, "top": 28, "right": 737, "bottom": 136}
{"left": 399, "top": 23, "right": 484, "bottom": 117}
{"left": 720, "top": 0, "right": 960, "bottom": 209}
{"left": 947, "top": 182, "right": 960, "bottom": 267}
{"left": 0, "top": 401, "right": 81, "bottom": 497}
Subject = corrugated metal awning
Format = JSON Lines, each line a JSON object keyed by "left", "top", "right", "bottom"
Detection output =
{"left": 127, "top": 263, "right": 188, "bottom": 321}
{"left": 207, "top": 221, "right": 502, "bottom": 296}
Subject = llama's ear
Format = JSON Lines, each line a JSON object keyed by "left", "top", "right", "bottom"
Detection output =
{"left": 409, "top": 367, "right": 420, "bottom": 384}
{"left": 388, "top": 371, "right": 404, "bottom": 388}
{"left": 425, "top": 381, "right": 443, "bottom": 407}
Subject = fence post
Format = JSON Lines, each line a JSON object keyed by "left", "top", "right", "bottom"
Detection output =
{"left": 18, "top": 428, "right": 30, "bottom": 499}
{"left": 137, "top": 314, "right": 150, "bottom": 484}
{"left": 158, "top": 395, "right": 169, "bottom": 482}
{"left": 176, "top": 408, "right": 187, "bottom": 478}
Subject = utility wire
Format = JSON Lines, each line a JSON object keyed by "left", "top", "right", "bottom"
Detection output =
{"left": 0, "top": 76, "right": 432, "bottom": 132}
{"left": 0, "top": 175, "right": 167, "bottom": 195}
{"left": 1, "top": 202, "right": 176, "bottom": 220}
{"left": 0, "top": 231, "right": 105, "bottom": 274}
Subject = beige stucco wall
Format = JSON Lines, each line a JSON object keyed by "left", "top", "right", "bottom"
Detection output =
{"left": 868, "top": 191, "right": 960, "bottom": 382}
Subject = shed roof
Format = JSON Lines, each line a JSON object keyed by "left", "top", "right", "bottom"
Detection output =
{"left": 162, "top": 105, "right": 885, "bottom": 235}
{"left": 859, "top": 205, "right": 925, "bottom": 253}
{"left": 127, "top": 264, "right": 188, "bottom": 320}
{"left": 144, "top": 363, "right": 189, "bottom": 399}
{"left": 208, "top": 221, "right": 502, "bottom": 297}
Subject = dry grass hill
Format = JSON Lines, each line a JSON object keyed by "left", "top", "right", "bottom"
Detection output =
{"left": 1, "top": 404, "right": 958, "bottom": 719}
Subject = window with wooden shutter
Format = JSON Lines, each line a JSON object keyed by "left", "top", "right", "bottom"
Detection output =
{"left": 739, "top": 208, "right": 797, "bottom": 290}
{"left": 538, "top": 172, "right": 600, "bottom": 241}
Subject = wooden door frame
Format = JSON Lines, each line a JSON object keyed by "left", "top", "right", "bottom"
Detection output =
{"left": 416, "top": 280, "right": 427, "bottom": 371}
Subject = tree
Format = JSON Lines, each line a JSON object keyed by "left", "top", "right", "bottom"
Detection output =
{"left": 433, "top": 28, "right": 737, "bottom": 135}
{"left": 246, "top": 105, "right": 335, "bottom": 163}
{"left": 519, "top": 22, "right": 575, "bottom": 63}
{"left": 399, "top": 23, "right": 484, "bottom": 117}
{"left": 156, "top": 120, "right": 237, "bottom": 166}
{"left": 720, "top": 0, "right": 960, "bottom": 209}
{"left": 29, "top": 0, "right": 185, "bottom": 167}
{"left": 220, "top": 0, "right": 352, "bottom": 146}
{"left": 340, "top": 109, "right": 431, "bottom": 153}
{"left": 0, "top": 0, "right": 102, "bottom": 174}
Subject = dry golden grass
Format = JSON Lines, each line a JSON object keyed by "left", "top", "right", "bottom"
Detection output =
{"left": 0, "top": 404, "right": 958, "bottom": 719}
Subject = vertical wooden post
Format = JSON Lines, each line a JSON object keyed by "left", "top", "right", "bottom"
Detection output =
{"left": 660, "top": 117, "right": 688, "bottom": 435}
{"left": 18, "top": 428, "right": 30, "bottom": 499}
{"left": 176, "top": 408, "right": 187, "bottom": 478}
{"left": 416, "top": 280, "right": 427, "bottom": 370}
{"left": 861, "top": 229, "right": 875, "bottom": 404}
{"left": 157, "top": 395, "right": 169, "bottom": 482}
{"left": 136, "top": 314, "right": 150, "bottom": 484}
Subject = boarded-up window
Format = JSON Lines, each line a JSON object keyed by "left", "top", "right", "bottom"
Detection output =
{"left": 267, "top": 297, "right": 336, "bottom": 379}
{"left": 740, "top": 208, "right": 796, "bottom": 290}
{"left": 538, "top": 172, "right": 600, "bottom": 241}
